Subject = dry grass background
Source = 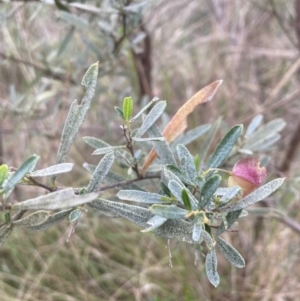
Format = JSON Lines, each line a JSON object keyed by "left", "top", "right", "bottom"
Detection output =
{"left": 1, "top": 0, "right": 300, "bottom": 300}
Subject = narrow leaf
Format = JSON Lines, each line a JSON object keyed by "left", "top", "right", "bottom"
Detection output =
{"left": 168, "top": 180, "right": 198, "bottom": 209}
{"left": 0, "top": 164, "right": 8, "bottom": 187}
{"left": 143, "top": 123, "right": 176, "bottom": 166}
{"left": 12, "top": 188, "right": 99, "bottom": 210}
{"left": 192, "top": 221, "right": 202, "bottom": 242}
{"left": 245, "top": 134, "right": 280, "bottom": 152}
{"left": 2, "top": 155, "right": 40, "bottom": 199}
{"left": 207, "top": 125, "right": 243, "bottom": 169}
{"left": 177, "top": 144, "right": 196, "bottom": 181}
{"left": 216, "top": 210, "right": 242, "bottom": 235}
{"left": 83, "top": 136, "right": 110, "bottom": 149}
{"left": 136, "top": 101, "right": 166, "bottom": 138}
{"left": 28, "top": 209, "right": 73, "bottom": 231}
{"left": 13, "top": 211, "right": 51, "bottom": 227}
{"left": 53, "top": 62, "right": 98, "bottom": 182}
{"left": 172, "top": 124, "right": 211, "bottom": 146}
{"left": 130, "top": 97, "right": 159, "bottom": 122}
{"left": 245, "top": 114, "right": 263, "bottom": 137}
{"left": 114, "top": 106, "right": 125, "bottom": 120}
{"left": 117, "top": 190, "right": 165, "bottom": 204}
{"left": 200, "top": 174, "right": 222, "bottom": 208}
{"left": 205, "top": 249, "right": 220, "bottom": 287}
{"left": 221, "top": 178, "right": 285, "bottom": 212}
{"left": 141, "top": 215, "right": 167, "bottom": 232}
{"left": 164, "top": 164, "right": 193, "bottom": 185}
{"left": 92, "top": 146, "right": 125, "bottom": 155}
{"left": 123, "top": 96, "right": 133, "bottom": 121}
{"left": 182, "top": 189, "right": 192, "bottom": 210}
{"left": 90, "top": 198, "right": 209, "bottom": 244}
{"left": 216, "top": 236, "right": 245, "bottom": 268}
{"left": 219, "top": 186, "right": 241, "bottom": 205}
{"left": 86, "top": 152, "right": 114, "bottom": 192}
{"left": 69, "top": 208, "right": 82, "bottom": 223}
{"left": 160, "top": 182, "right": 171, "bottom": 197}
{"left": 29, "top": 163, "right": 74, "bottom": 177}
{"left": 141, "top": 81, "right": 222, "bottom": 172}
{"left": 150, "top": 204, "right": 188, "bottom": 219}
{"left": 199, "top": 117, "right": 221, "bottom": 165}
{"left": 245, "top": 118, "right": 286, "bottom": 147}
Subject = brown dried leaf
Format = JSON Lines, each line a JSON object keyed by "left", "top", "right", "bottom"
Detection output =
{"left": 141, "top": 80, "right": 223, "bottom": 173}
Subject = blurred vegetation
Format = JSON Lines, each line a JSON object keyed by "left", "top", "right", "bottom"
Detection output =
{"left": 0, "top": 0, "right": 300, "bottom": 300}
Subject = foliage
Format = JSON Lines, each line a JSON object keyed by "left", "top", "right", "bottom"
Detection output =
{"left": 0, "top": 63, "right": 286, "bottom": 288}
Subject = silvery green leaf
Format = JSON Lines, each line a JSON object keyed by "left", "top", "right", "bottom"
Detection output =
{"left": 221, "top": 178, "right": 285, "bottom": 212}
{"left": 199, "top": 175, "right": 222, "bottom": 208}
{"left": 130, "top": 97, "right": 159, "bottom": 122}
{"left": 12, "top": 188, "right": 99, "bottom": 210}
{"left": 82, "top": 136, "right": 110, "bottom": 149}
{"left": 29, "top": 163, "right": 74, "bottom": 177}
{"left": 168, "top": 180, "right": 198, "bottom": 209}
{"left": 216, "top": 210, "right": 242, "bottom": 235}
{"left": 205, "top": 249, "right": 220, "bottom": 287}
{"left": 53, "top": 62, "right": 98, "bottom": 182}
{"left": 86, "top": 152, "right": 114, "bottom": 192}
{"left": 216, "top": 236, "right": 245, "bottom": 268}
{"left": 172, "top": 124, "right": 211, "bottom": 146}
{"left": 69, "top": 208, "right": 82, "bottom": 223}
{"left": 192, "top": 221, "right": 203, "bottom": 242}
{"left": 219, "top": 186, "right": 241, "bottom": 205}
{"left": 123, "top": 96, "right": 133, "bottom": 121}
{"left": 194, "top": 176, "right": 204, "bottom": 190}
{"left": 141, "top": 215, "right": 167, "bottom": 232}
{"left": 207, "top": 125, "right": 243, "bottom": 169}
{"left": 90, "top": 198, "right": 205, "bottom": 244}
{"left": 164, "top": 165, "right": 193, "bottom": 185}
{"left": 245, "top": 114, "right": 263, "bottom": 137}
{"left": 13, "top": 211, "right": 51, "bottom": 227}
{"left": 117, "top": 190, "right": 164, "bottom": 204}
{"left": 132, "top": 137, "right": 165, "bottom": 142}
{"left": 150, "top": 204, "right": 188, "bottom": 219}
{"left": 0, "top": 164, "right": 8, "bottom": 187}
{"left": 245, "top": 134, "right": 280, "bottom": 151}
{"left": 2, "top": 154, "right": 40, "bottom": 199}
{"left": 92, "top": 146, "right": 125, "bottom": 155}
{"left": 177, "top": 144, "right": 192, "bottom": 162}
{"left": 136, "top": 101, "right": 166, "bottom": 138}
{"left": 245, "top": 118, "right": 286, "bottom": 147}
{"left": 28, "top": 209, "right": 73, "bottom": 231}
{"left": 177, "top": 145, "right": 196, "bottom": 182}
{"left": 199, "top": 117, "right": 221, "bottom": 165}
{"left": 146, "top": 123, "right": 176, "bottom": 166}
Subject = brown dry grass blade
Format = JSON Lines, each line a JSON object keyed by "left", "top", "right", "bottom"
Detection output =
{"left": 141, "top": 80, "right": 223, "bottom": 173}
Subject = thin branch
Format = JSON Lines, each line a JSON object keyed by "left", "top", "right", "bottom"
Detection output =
{"left": 96, "top": 174, "right": 160, "bottom": 192}
{"left": 27, "top": 177, "right": 56, "bottom": 192}
{"left": 0, "top": 52, "right": 77, "bottom": 84}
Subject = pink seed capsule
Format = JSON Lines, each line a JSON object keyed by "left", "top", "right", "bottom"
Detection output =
{"left": 228, "top": 158, "right": 267, "bottom": 196}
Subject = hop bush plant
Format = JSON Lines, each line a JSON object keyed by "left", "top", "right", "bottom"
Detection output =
{"left": 0, "top": 62, "right": 285, "bottom": 287}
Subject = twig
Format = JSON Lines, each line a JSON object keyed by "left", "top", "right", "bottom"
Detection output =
{"left": 0, "top": 52, "right": 77, "bottom": 84}
{"left": 27, "top": 177, "right": 56, "bottom": 192}
{"left": 96, "top": 174, "right": 160, "bottom": 192}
